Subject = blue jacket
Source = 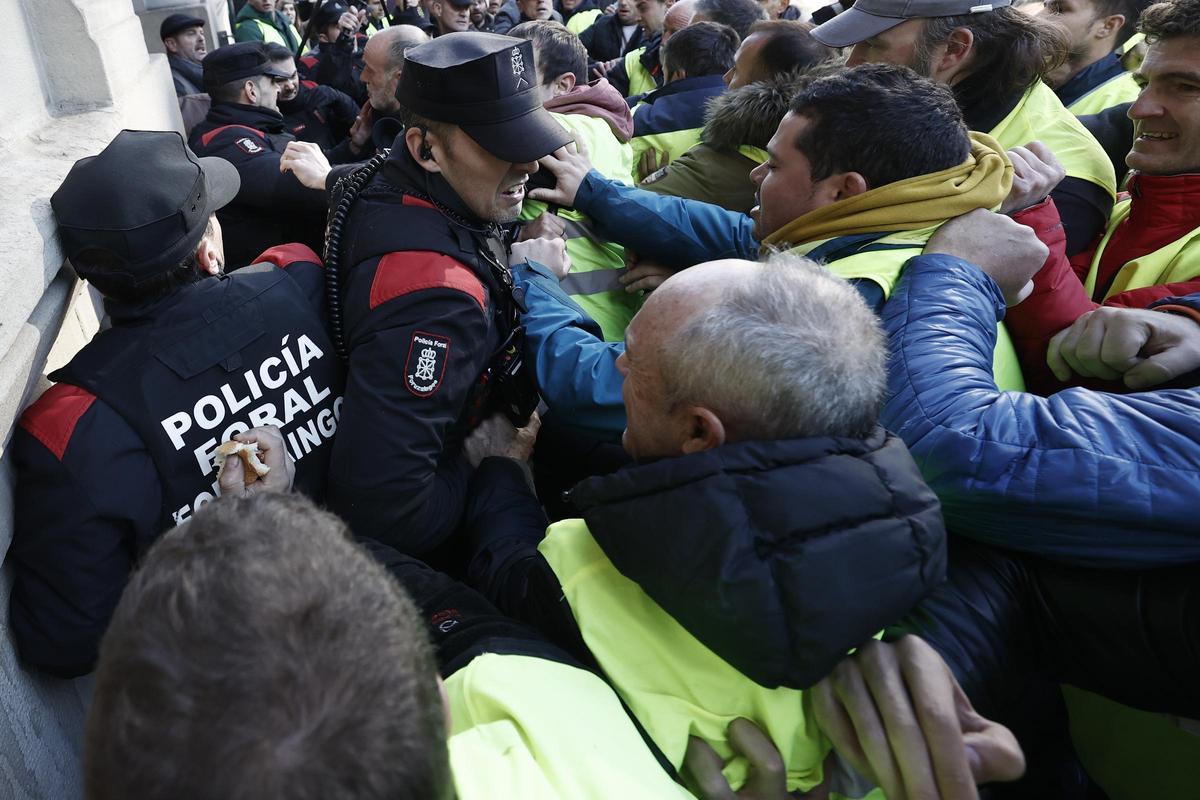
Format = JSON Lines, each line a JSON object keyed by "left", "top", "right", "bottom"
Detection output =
{"left": 882, "top": 255, "right": 1200, "bottom": 568}
{"left": 519, "top": 172, "right": 885, "bottom": 436}
{"left": 631, "top": 74, "right": 727, "bottom": 135}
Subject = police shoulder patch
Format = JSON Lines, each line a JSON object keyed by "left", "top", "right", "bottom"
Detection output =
{"left": 235, "top": 136, "right": 265, "bottom": 154}
{"left": 405, "top": 331, "right": 451, "bottom": 398}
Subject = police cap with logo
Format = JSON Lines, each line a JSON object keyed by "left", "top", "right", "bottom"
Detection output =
{"left": 51, "top": 130, "right": 240, "bottom": 285}
{"left": 201, "top": 41, "right": 293, "bottom": 91}
{"left": 397, "top": 32, "right": 573, "bottom": 164}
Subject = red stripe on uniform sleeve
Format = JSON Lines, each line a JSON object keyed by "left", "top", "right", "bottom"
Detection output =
{"left": 369, "top": 251, "right": 486, "bottom": 311}
{"left": 19, "top": 384, "right": 97, "bottom": 461}
{"left": 253, "top": 243, "right": 324, "bottom": 270}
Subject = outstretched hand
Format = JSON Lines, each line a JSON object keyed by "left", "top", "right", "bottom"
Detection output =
{"left": 529, "top": 139, "right": 592, "bottom": 208}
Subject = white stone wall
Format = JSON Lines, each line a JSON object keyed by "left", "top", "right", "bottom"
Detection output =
{"left": 0, "top": 1, "right": 181, "bottom": 797}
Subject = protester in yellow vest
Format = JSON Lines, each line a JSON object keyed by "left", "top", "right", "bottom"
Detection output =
{"left": 629, "top": 22, "right": 737, "bottom": 183}
{"left": 1001, "top": 0, "right": 1200, "bottom": 394}
{"left": 1038, "top": 0, "right": 1145, "bottom": 115}
{"left": 234, "top": 0, "right": 303, "bottom": 51}
{"left": 811, "top": 0, "right": 1116, "bottom": 256}
{"left": 462, "top": 256, "right": 1025, "bottom": 797}
{"left": 511, "top": 20, "right": 642, "bottom": 341}
{"left": 517, "top": 64, "right": 1033, "bottom": 433}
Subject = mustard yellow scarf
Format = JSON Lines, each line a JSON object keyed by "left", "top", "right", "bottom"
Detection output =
{"left": 761, "top": 132, "right": 1013, "bottom": 250}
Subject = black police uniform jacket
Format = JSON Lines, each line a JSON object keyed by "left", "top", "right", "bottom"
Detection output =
{"left": 9, "top": 246, "right": 345, "bottom": 678}
{"left": 327, "top": 145, "right": 526, "bottom": 557}
{"left": 279, "top": 80, "right": 359, "bottom": 153}
{"left": 189, "top": 102, "right": 329, "bottom": 269}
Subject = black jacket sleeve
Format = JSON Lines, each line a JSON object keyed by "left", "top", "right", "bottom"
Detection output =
{"left": 208, "top": 129, "right": 329, "bottom": 213}
{"left": 9, "top": 397, "right": 161, "bottom": 677}
{"left": 1049, "top": 176, "right": 1114, "bottom": 257}
{"left": 328, "top": 285, "right": 491, "bottom": 555}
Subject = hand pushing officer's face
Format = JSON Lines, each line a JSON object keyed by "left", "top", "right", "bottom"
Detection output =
{"left": 405, "top": 124, "right": 540, "bottom": 224}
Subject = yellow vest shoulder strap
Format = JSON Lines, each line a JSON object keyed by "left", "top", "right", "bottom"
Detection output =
{"left": 1085, "top": 199, "right": 1200, "bottom": 299}
{"left": 989, "top": 81, "right": 1117, "bottom": 198}
{"left": 788, "top": 232, "right": 1025, "bottom": 391}
{"left": 1067, "top": 70, "right": 1141, "bottom": 117}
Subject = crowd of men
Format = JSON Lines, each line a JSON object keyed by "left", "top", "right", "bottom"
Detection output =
{"left": 12, "top": 0, "right": 1200, "bottom": 796}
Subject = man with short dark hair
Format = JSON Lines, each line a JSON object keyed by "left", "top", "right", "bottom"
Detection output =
{"left": 1043, "top": 0, "right": 1150, "bottom": 114}
{"left": 320, "top": 33, "right": 572, "bottom": 557}
{"left": 812, "top": 0, "right": 1117, "bottom": 255}
{"left": 998, "top": 0, "right": 1200, "bottom": 393}
{"left": 160, "top": 13, "right": 207, "bottom": 97}
{"left": 266, "top": 42, "right": 359, "bottom": 152}
{"left": 692, "top": 0, "right": 768, "bottom": 40}
{"left": 630, "top": 21, "right": 738, "bottom": 180}
{"left": 10, "top": 130, "right": 343, "bottom": 678}
{"left": 190, "top": 42, "right": 332, "bottom": 269}
{"left": 516, "top": 64, "right": 1023, "bottom": 435}
{"left": 638, "top": 21, "right": 833, "bottom": 212}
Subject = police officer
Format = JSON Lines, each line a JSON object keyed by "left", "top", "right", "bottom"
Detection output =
{"left": 10, "top": 130, "right": 345, "bottom": 677}
{"left": 266, "top": 42, "right": 360, "bottom": 154}
{"left": 190, "top": 42, "right": 331, "bottom": 269}
{"left": 324, "top": 32, "right": 572, "bottom": 557}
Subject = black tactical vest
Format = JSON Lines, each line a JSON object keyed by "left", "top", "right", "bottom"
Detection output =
{"left": 51, "top": 265, "right": 345, "bottom": 534}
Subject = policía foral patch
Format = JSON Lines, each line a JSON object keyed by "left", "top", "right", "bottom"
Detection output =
{"left": 235, "top": 137, "right": 264, "bottom": 154}
{"left": 405, "top": 331, "right": 451, "bottom": 397}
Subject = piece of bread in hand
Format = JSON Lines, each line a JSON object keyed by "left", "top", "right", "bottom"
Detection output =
{"left": 215, "top": 440, "right": 271, "bottom": 487}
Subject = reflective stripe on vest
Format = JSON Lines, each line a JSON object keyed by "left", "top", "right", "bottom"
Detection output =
{"left": 447, "top": 653, "right": 693, "bottom": 799}
{"left": 789, "top": 228, "right": 1026, "bottom": 392}
{"left": 625, "top": 47, "right": 658, "bottom": 97}
{"left": 566, "top": 8, "right": 602, "bottom": 34}
{"left": 990, "top": 81, "right": 1117, "bottom": 199}
{"left": 1083, "top": 199, "right": 1200, "bottom": 300}
{"left": 522, "top": 112, "right": 641, "bottom": 341}
{"left": 1067, "top": 70, "right": 1141, "bottom": 117}
{"left": 538, "top": 519, "right": 830, "bottom": 794}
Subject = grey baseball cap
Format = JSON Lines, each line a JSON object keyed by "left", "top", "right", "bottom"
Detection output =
{"left": 810, "top": 0, "right": 1013, "bottom": 47}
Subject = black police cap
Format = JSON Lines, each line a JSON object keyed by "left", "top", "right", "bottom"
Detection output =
{"left": 161, "top": 12, "right": 205, "bottom": 40}
{"left": 398, "top": 33, "right": 573, "bottom": 164}
{"left": 51, "top": 131, "right": 240, "bottom": 285}
{"left": 202, "top": 42, "right": 292, "bottom": 90}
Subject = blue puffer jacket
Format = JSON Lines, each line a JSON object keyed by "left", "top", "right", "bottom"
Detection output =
{"left": 882, "top": 255, "right": 1200, "bottom": 568}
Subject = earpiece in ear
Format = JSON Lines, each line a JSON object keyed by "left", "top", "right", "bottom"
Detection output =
{"left": 420, "top": 142, "right": 434, "bottom": 161}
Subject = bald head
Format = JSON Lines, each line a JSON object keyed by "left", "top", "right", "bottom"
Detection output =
{"left": 618, "top": 255, "right": 885, "bottom": 459}
{"left": 361, "top": 25, "right": 429, "bottom": 113}
{"left": 663, "top": 0, "right": 699, "bottom": 43}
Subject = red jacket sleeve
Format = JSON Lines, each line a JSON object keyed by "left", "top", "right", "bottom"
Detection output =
{"left": 1004, "top": 198, "right": 1101, "bottom": 395}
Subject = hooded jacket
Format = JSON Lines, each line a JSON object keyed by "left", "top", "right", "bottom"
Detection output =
{"left": 640, "top": 74, "right": 795, "bottom": 212}
{"left": 564, "top": 432, "right": 947, "bottom": 689}
{"left": 544, "top": 77, "right": 634, "bottom": 142}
